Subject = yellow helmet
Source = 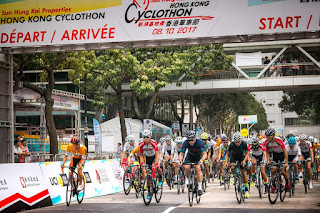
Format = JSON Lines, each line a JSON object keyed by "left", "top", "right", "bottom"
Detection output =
{"left": 200, "top": 132, "right": 209, "bottom": 140}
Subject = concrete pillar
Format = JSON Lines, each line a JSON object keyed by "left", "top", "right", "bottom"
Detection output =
{"left": 0, "top": 52, "right": 14, "bottom": 163}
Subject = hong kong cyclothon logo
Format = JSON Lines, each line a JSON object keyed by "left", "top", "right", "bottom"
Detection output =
{"left": 133, "top": 0, "right": 150, "bottom": 10}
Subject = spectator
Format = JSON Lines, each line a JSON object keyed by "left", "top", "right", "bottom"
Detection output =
{"left": 117, "top": 142, "right": 122, "bottom": 153}
{"left": 13, "top": 139, "right": 23, "bottom": 163}
{"left": 300, "top": 57, "right": 306, "bottom": 75}
{"left": 291, "top": 58, "right": 299, "bottom": 76}
{"left": 273, "top": 58, "right": 282, "bottom": 77}
{"left": 18, "top": 139, "right": 31, "bottom": 163}
{"left": 281, "top": 57, "right": 289, "bottom": 76}
{"left": 263, "top": 56, "right": 271, "bottom": 77}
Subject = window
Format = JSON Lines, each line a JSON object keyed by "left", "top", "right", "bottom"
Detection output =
{"left": 266, "top": 104, "right": 274, "bottom": 107}
{"left": 268, "top": 120, "right": 275, "bottom": 124}
{"left": 285, "top": 118, "right": 314, "bottom": 126}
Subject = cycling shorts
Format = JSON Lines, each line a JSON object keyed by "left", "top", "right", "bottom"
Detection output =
{"left": 301, "top": 152, "right": 311, "bottom": 161}
{"left": 271, "top": 152, "right": 285, "bottom": 164}
{"left": 70, "top": 157, "right": 85, "bottom": 168}
{"left": 183, "top": 153, "right": 201, "bottom": 165}
{"left": 145, "top": 155, "right": 156, "bottom": 167}
{"left": 252, "top": 154, "right": 264, "bottom": 166}
{"left": 288, "top": 155, "right": 299, "bottom": 162}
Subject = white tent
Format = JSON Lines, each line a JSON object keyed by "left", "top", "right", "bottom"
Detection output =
{"left": 100, "top": 117, "right": 143, "bottom": 152}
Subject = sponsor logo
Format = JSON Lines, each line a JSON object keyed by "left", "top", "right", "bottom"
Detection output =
{"left": 95, "top": 169, "right": 109, "bottom": 184}
{"left": 83, "top": 172, "right": 92, "bottom": 183}
{"left": 248, "top": 0, "right": 287, "bottom": 7}
{"left": 300, "top": 0, "right": 320, "bottom": 2}
{"left": 19, "top": 176, "right": 40, "bottom": 188}
{"left": 20, "top": 177, "right": 26, "bottom": 188}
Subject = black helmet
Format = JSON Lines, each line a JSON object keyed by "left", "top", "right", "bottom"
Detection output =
{"left": 265, "top": 128, "right": 275, "bottom": 137}
{"left": 187, "top": 130, "right": 196, "bottom": 141}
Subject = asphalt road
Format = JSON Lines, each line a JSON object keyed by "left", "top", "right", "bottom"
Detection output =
{"left": 26, "top": 181, "right": 320, "bottom": 213}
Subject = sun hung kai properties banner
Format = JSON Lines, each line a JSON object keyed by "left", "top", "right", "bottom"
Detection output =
{"left": 0, "top": 0, "right": 319, "bottom": 47}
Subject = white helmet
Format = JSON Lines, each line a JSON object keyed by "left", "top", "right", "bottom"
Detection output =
{"left": 126, "top": 135, "right": 135, "bottom": 142}
{"left": 142, "top": 129, "right": 152, "bottom": 137}
{"left": 175, "top": 136, "right": 183, "bottom": 143}
{"left": 233, "top": 131, "right": 242, "bottom": 142}
{"left": 299, "top": 134, "right": 307, "bottom": 141}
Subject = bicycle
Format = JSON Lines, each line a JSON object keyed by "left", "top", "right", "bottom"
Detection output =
{"left": 62, "top": 166, "right": 85, "bottom": 206}
{"left": 186, "top": 163, "right": 201, "bottom": 207}
{"left": 252, "top": 162, "right": 264, "bottom": 198}
{"left": 287, "top": 162, "right": 296, "bottom": 198}
{"left": 142, "top": 164, "right": 163, "bottom": 205}
{"left": 133, "top": 164, "right": 143, "bottom": 198}
{"left": 176, "top": 164, "right": 185, "bottom": 194}
{"left": 164, "top": 160, "right": 174, "bottom": 190}
{"left": 223, "top": 166, "right": 231, "bottom": 191}
{"left": 233, "top": 162, "right": 245, "bottom": 204}
{"left": 301, "top": 159, "right": 310, "bottom": 194}
{"left": 267, "top": 161, "right": 286, "bottom": 204}
{"left": 312, "top": 158, "right": 318, "bottom": 182}
{"left": 201, "top": 161, "right": 208, "bottom": 193}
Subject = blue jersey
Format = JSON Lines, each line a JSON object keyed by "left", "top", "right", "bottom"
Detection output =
{"left": 181, "top": 139, "right": 206, "bottom": 156}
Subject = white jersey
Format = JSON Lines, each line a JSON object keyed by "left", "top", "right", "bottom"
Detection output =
{"left": 162, "top": 142, "right": 175, "bottom": 154}
{"left": 158, "top": 143, "right": 163, "bottom": 154}
{"left": 123, "top": 142, "right": 138, "bottom": 153}
{"left": 172, "top": 144, "right": 183, "bottom": 161}
{"left": 297, "top": 141, "right": 312, "bottom": 153}
{"left": 285, "top": 145, "right": 301, "bottom": 157}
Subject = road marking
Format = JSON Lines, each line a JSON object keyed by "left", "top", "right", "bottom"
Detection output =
{"left": 162, "top": 206, "right": 177, "bottom": 213}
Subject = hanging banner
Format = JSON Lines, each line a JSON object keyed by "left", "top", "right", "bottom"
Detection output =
{"left": 236, "top": 52, "right": 262, "bottom": 67}
{"left": 93, "top": 118, "right": 102, "bottom": 153}
{"left": 182, "top": 123, "right": 189, "bottom": 137}
{"left": 238, "top": 115, "right": 258, "bottom": 124}
{"left": 0, "top": 0, "right": 319, "bottom": 47}
{"left": 143, "top": 119, "right": 152, "bottom": 131}
{"left": 0, "top": 163, "right": 52, "bottom": 213}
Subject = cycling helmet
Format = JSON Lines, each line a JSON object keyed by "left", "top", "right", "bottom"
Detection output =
{"left": 71, "top": 135, "right": 80, "bottom": 144}
{"left": 221, "top": 134, "right": 227, "bottom": 138}
{"left": 299, "top": 134, "right": 307, "bottom": 141}
{"left": 221, "top": 135, "right": 228, "bottom": 142}
{"left": 200, "top": 132, "right": 209, "bottom": 140}
{"left": 159, "top": 137, "right": 166, "bottom": 144}
{"left": 175, "top": 136, "right": 184, "bottom": 143}
{"left": 251, "top": 138, "right": 260, "bottom": 150}
{"left": 187, "top": 130, "right": 196, "bottom": 140}
{"left": 233, "top": 131, "right": 242, "bottom": 142}
{"left": 142, "top": 129, "right": 152, "bottom": 137}
{"left": 308, "top": 136, "right": 315, "bottom": 143}
{"left": 126, "top": 135, "right": 135, "bottom": 142}
{"left": 164, "top": 135, "right": 172, "bottom": 142}
{"left": 288, "top": 137, "right": 296, "bottom": 146}
{"left": 314, "top": 138, "right": 319, "bottom": 144}
{"left": 265, "top": 128, "right": 276, "bottom": 136}
{"left": 208, "top": 134, "right": 212, "bottom": 140}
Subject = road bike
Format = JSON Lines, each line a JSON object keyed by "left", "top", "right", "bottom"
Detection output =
{"left": 223, "top": 166, "right": 231, "bottom": 191}
{"left": 186, "top": 163, "right": 201, "bottom": 207}
{"left": 302, "top": 159, "right": 310, "bottom": 194}
{"left": 163, "top": 160, "right": 174, "bottom": 190}
{"left": 233, "top": 162, "right": 245, "bottom": 204}
{"left": 176, "top": 164, "right": 185, "bottom": 194}
{"left": 287, "top": 162, "right": 296, "bottom": 198}
{"left": 142, "top": 164, "right": 163, "bottom": 205}
{"left": 312, "top": 157, "right": 318, "bottom": 182}
{"left": 252, "top": 162, "right": 264, "bottom": 198}
{"left": 62, "top": 166, "right": 85, "bottom": 206}
{"left": 123, "top": 162, "right": 136, "bottom": 195}
{"left": 133, "top": 164, "right": 143, "bottom": 198}
{"left": 268, "top": 161, "right": 286, "bottom": 204}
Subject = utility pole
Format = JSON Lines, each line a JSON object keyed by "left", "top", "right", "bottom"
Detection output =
{"left": 84, "top": 73, "right": 89, "bottom": 149}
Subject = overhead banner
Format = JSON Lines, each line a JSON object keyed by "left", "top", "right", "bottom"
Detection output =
{"left": 14, "top": 88, "right": 79, "bottom": 111}
{"left": 236, "top": 52, "right": 262, "bottom": 67}
{"left": 0, "top": 0, "right": 319, "bottom": 47}
{"left": 0, "top": 163, "right": 52, "bottom": 213}
{"left": 238, "top": 115, "right": 258, "bottom": 124}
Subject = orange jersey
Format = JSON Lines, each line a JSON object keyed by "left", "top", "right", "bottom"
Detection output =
{"left": 66, "top": 144, "right": 87, "bottom": 159}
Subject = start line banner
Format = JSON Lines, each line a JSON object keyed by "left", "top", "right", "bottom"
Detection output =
{"left": 0, "top": 0, "right": 319, "bottom": 47}
{"left": 0, "top": 159, "right": 124, "bottom": 212}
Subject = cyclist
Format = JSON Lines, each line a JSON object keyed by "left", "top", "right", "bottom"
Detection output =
{"left": 212, "top": 136, "right": 222, "bottom": 173}
{"left": 265, "top": 128, "right": 290, "bottom": 192}
{"left": 286, "top": 136, "right": 302, "bottom": 180}
{"left": 120, "top": 135, "right": 137, "bottom": 165}
{"left": 248, "top": 138, "right": 268, "bottom": 188}
{"left": 200, "top": 132, "right": 212, "bottom": 183}
{"left": 178, "top": 130, "right": 207, "bottom": 195}
{"left": 172, "top": 136, "right": 184, "bottom": 184}
{"left": 224, "top": 131, "right": 250, "bottom": 198}
{"left": 139, "top": 129, "right": 163, "bottom": 200}
{"left": 314, "top": 138, "right": 320, "bottom": 172}
{"left": 298, "top": 134, "right": 314, "bottom": 189}
{"left": 158, "top": 137, "right": 166, "bottom": 155}
{"left": 160, "top": 135, "right": 175, "bottom": 184}
{"left": 219, "top": 136, "right": 230, "bottom": 184}
{"left": 61, "top": 135, "right": 87, "bottom": 191}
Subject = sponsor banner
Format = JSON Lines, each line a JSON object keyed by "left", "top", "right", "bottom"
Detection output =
{"left": 109, "top": 158, "right": 124, "bottom": 191}
{"left": 0, "top": 0, "right": 319, "bottom": 47}
{"left": 14, "top": 88, "right": 79, "bottom": 111}
{"left": 144, "top": 119, "right": 152, "bottom": 131}
{"left": 182, "top": 123, "right": 189, "bottom": 137}
{"left": 236, "top": 52, "right": 262, "bottom": 67}
{"left": 238, "top": 115, "right": 258, "bottom": 124}
{"left": 39, "top": 160, "right": 122, "bottom": 205}
{"left": 0, "top": 163, "right": 52, "bottom": 213}
{"left": 93, "top": 118, "right": 102, "bottom": 153}
{"left": 172, "top": 122, "right": 180, "bottom": 132}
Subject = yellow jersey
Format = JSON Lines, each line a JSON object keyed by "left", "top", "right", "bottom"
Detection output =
{"left": 131, "top": 146, "right": 140, "bottom": 156}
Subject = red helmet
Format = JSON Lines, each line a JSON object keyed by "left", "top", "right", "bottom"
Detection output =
{"left": 71, "top": 135, "right": 80, "bottom": 144}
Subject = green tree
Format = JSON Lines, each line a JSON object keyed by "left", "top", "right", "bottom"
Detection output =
{"left": 279, "top": 90, "right": 320, "bottom": 121}
{"left": 13, "top": 53, "right": 68, "bottom": 155}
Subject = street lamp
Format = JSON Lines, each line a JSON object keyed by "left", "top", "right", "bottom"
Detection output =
{"left": 84, "top": 73, "right": 88, "bottom": 149}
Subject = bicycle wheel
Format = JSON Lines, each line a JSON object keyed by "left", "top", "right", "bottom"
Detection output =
{"left": 123, "top": 168, "right": 131, "bottom": 195}
{"left": 288, "top": 169, "right": 293, "bottom": 198}
{"left": 177, "top": 171, "right": 181, "bottom": 194}
{"left": 188, "top": 173, "right": 194, "bottom": 206}
{"left": 234, "top": 176, "right": 241, "bottom": 204}
{"left": 66, "top": 175, "right": 73, "bottom": 206}
{"left": 77, "top": 175, "right": 85, "bottom": 204}
{"left": 257, "top": 172, "right": 263, "bottom": 199}
{"left": 224, "top": 172, "right": 227, "bottom": 191}
{"left": 167, "top": 168, "right": 172, "bottom": 190}
{"left": 280, "top": 175, "right": 286, "bottom": 202}
{"left": 142, "top": 175, "right": 153, "bottom": 206}
{"left": 155, "top": 174, "right": 163, "bottom": 203}
{"left": 195, "top": 176, "right": 201, "bottom": 204}
{"left": 181, "top": 170, "right": 185, "bottom": 193}
{"left": 303, "top": 169, "right": 308, "bottom": 194}
{"left": 202, "top": 179, "right": 207, "bottom": 193}
{"left": 268, "top": 173, "right": 279, "bottom": 204}
{"left": 134, "top": 169, "right": 141, "bottom": 198}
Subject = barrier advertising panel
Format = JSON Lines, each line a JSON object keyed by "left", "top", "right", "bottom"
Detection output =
{"left": 0, "top": 0, "right": 319, "bottom": 47}
{"left": 0, "top": 163, "right": 52, "bottom": 213}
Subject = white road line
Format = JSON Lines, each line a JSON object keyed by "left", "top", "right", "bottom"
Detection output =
{"left": 162, "top": 206, "right": 177, "bottom": 213}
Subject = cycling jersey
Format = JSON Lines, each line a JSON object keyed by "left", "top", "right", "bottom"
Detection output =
{"left": 181, "top": 139, "right": 206, "bottom": 156}
{"left": 265, "top": 137, "right": 285, "bottom": 153}
{"left": 139, "top": 139, "right": 158, "bottom": 157}
{"left": 215, "top": 139, "right": 222, "bottom": 149}
{"left": 131, "top": 146, "right": 140, "bottom": 156}
{"left": 219, "top": 143, "right": 229, "bottom": 159}
{"left": 298, "top": 141, "right": 312, "bottom": 153}
{"left": 285, "top": 144, "right": 301, "bottom": 162}
{"left": 162, "top": 142, "right": 175, "bottom": 156}
{"left": 123, "top": 142, "right": 138, "bottom": 153}
{"left": 65, "top": 144, "right": 87, "bottom": 167}
{"left": 228, "top": 141, "right": 248, "bottom": 159}
{"left": 248, "top": 142, "right": 266, "bottom": 156}
{"left": 204, "top": 141, "right": 214, "bottom": 153}
{"left": 158, "top": 143, "right": 163, "bottom": 154}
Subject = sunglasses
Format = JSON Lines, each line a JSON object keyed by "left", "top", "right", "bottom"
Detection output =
{"left": 143, "top": 136, "right": 149, "bottom": 139}
{"left": 176, "top": 143, "right": 182, "bottom": 145}
{"left": 235, "top": 141, "right": 241, "bottom": 143}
